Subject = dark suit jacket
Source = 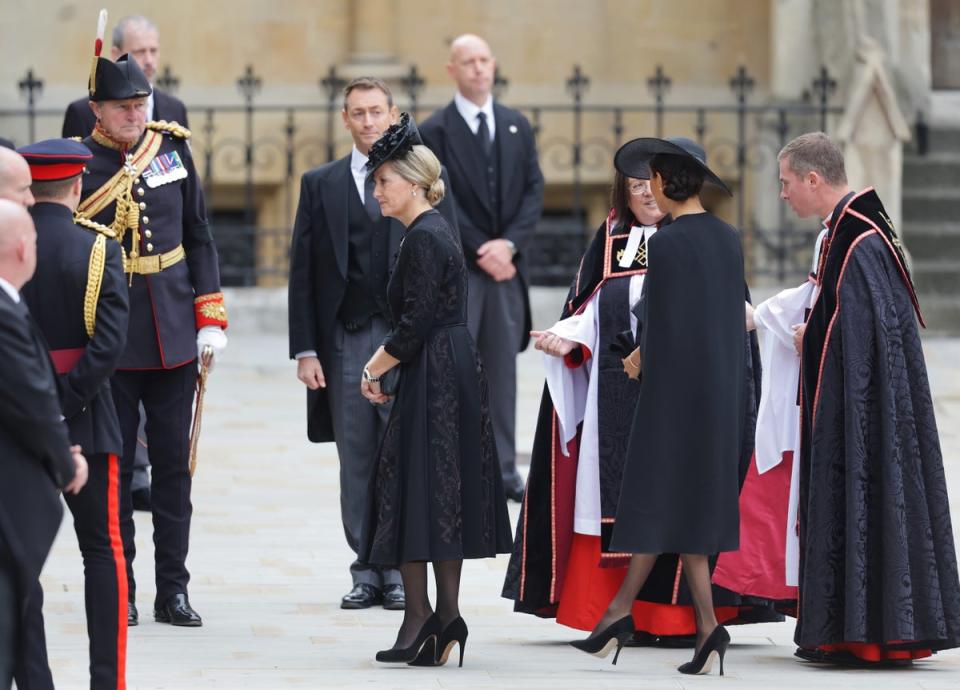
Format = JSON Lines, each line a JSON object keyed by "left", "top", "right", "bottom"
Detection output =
{"left": 61, "top": 89, "right": 189, "bottom": 139}
{"left": 420, "top": 100, "right": 545, "bottom": 350}
{"left": 287, "top": 154, "right": 458, "bottom": 442}
{"left": 0, "top": 289, "right": 74, "bottom": 607}
{"left": 21, "top": 203, "right": 129, "bottom": 456}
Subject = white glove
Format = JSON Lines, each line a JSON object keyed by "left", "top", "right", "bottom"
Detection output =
{"left": 197, "top": 326, "right": 228, "bottom": 371}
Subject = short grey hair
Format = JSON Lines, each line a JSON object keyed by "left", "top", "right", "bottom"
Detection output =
{"left": 112, "top": 15, "right": 158, "bottom": 51}
{"left": 778, "top": 132, "right": 847, "bottom": 187}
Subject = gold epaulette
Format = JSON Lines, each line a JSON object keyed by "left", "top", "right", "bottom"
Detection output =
{"left": 68, "top": 136, "right": 82, "bottom": 142}
{"left": 146, "top": 120, "right": 191, "bottom": 140}
{"left": 74, "top": 214, "right": 117, "bottom": 240}
{"left": 83, "top": 234, "right": 107, "bottom": 338}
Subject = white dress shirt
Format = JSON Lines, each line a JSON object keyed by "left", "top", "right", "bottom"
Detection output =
{"left": 454, "top": 91, "right": 495, "bottom": 141}
{"left": 350, "top": 146, "right": 370, "bottom": 202}
{"left": 0, "top": 276, "right": 20, "bottom": 304}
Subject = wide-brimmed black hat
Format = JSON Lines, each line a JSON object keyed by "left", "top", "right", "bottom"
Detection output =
{"left": 614, "top": 136, "right": 731, "bottom": 195}
{"left": 90, "top": 53, "right": 152, "bottom": 102}
{"left": 365, "top": 112, "right": 422, "bottom": 179}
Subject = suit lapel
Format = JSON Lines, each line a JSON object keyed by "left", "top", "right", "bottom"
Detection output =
{"left": 444, "top": 103, "right": 492, "bottom": 216}
{"left": 320, "top": 156, "right": 351, "bottom": 277}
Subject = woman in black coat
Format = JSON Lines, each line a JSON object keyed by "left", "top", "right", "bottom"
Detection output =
{"left": 571, "top": 137, "right": 745, "bottom": 676}
{"left": 358, "top": 114, "right": 513, "bottom": 667}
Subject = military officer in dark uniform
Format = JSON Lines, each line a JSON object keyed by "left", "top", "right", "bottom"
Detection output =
{"left": 15, "top": 138, "right": 130, "bottom": 690}
{"left": 76, "top": 42, "right": 227, "bottom": 628}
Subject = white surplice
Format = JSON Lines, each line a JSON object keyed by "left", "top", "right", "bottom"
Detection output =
{"left": 541, "top": 225, "right": 654, "bottom": 536}
{"left": 753, "top": 227, "right": 827, "bottom": 586}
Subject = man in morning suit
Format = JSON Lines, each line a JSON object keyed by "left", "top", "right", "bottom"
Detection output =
{"left": 76, "top": 44, "right": 227, "bottom": 628}
{"left": 420, "top": 34, "right": 544, "bottom": 501}
{"left": 63, "top": 15, "right": 188, "bottom": 139}
{"left": 14, "top": 139, "right": 130, "bottom": 690}
{"left": 0, "top": 196, "right": 88, "bottom": 690}
{"left": 288, "top": 78, "right": 459, "bottom": 610}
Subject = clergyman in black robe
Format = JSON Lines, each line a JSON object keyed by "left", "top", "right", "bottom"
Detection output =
{"left": 779, "top": 132, "right": 960, "bottom": 665}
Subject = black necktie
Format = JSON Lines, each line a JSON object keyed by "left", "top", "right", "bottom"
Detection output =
{"left": 476, "top": 112, "right": 492, "bottom": 158}
{"left": 364, "top": 174, "right": 380, "bottom": 222}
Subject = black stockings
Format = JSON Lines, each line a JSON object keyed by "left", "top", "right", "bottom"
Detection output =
{"left": 593, "top": 553, "right": 718, "bottom": 652}
{"left": 391, "top": 560, "right": 463, "bottom": 649}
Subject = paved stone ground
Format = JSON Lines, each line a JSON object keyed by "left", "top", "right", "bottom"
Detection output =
{"left": 37, "top": 288, "right": 960, "bottom": 689}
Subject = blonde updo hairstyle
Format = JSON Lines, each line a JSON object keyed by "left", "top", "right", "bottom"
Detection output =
{"left": 390, "top": 144, "right": 445, "bottom": 206}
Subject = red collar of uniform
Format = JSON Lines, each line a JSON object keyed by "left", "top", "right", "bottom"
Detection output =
{"left": 91, "top": 124, "right": 142, "bottom": 154}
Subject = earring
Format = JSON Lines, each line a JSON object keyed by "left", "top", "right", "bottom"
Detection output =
{"left": 411, "top": 189, "right": 417, "bottom": 197}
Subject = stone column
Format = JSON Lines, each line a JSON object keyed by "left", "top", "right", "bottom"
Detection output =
{"left": 342, "top": 0, "right": 407, "bottom": 79}
{"left": 770, "top": 0, "right": 816, "bottom": 100}
{"left": 836, "top": 42, "right": 911, "bottom": 232}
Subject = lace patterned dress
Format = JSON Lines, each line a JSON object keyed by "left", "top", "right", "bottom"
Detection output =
{"left": 359, "top": 209, "right": 513, "bottom": 565}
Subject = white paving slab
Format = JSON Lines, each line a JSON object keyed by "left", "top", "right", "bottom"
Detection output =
{"left": 35, "top": 306, "right": 960, "bottom": 689}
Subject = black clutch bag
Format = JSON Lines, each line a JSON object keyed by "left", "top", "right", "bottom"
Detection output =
{"left": 379, "top": 367, "right": 401, "bottom": 397}
{"left": 609, "top": 330, "right": 636, "bottom": 358}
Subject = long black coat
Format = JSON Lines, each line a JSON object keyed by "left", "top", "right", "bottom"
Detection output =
{"left": 359, "top": 210, "right": 513, "bottom": 565}
{"left": 610, "top": 213, "right": 745, "bottom": 555}
{"left": 287, "top": 155, "right": 458, "bottom": 442}
{"left": 62, "top": 89, "right": 189, "bottom": 139}
{"left": 0, "top": 290, "right": 74, "bottom": 609}
{"left": 21, "top": 202, "right": 128, "bottom": 456}
{"left": 420, "top": 101, "right": 544, "bottom": 351}
{"left": 796, "top": 189, "right": 960, "bottom": 652}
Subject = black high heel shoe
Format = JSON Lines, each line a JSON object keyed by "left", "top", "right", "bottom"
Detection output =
{"left": 410, "top": 616, "right": 469, "bottom": 667}
{"left": 677, "top": 625, "right": 730, "bottom": 676}
{"left": 570, "top": 615, "right": 635, "bottom": 665}
{"left": 375, "top": 614, "right": 440, "bottom": 664}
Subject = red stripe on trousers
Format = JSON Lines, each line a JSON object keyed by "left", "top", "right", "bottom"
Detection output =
{"left": 107, "top": 453, "right": 128, "bottom": 690}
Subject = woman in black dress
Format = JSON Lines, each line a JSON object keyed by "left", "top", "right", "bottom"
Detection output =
{"left": 358, "top": 114, "right": 513, "bottom": 667}
{"left": 571, "top": 137, "right": 745, "bottom": 676}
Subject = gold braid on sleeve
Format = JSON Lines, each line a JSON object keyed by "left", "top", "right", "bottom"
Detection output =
{"left": 84, "top": 234, "right": 107, "bottom": 338}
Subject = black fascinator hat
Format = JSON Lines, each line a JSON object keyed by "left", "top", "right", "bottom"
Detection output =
{"left": 366, "top": 112, "right": 422, "bottom": 179}
{"left": 614, "top": 136, "right": 731, "bottom": 195}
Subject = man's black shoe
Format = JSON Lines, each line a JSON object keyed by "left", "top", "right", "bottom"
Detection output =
{"left": 128, "top": 601, "right": 138, "bottom": 626}
{"left": 132, "top": 487, "right": 152, "bottom": 512}
{"left": 341, "top": 583, "right": 382, "bottom": 609}
{"left": 382, "top": 584, "right": 406, "bottom": 611}
{"left": 154, "top": 593, "right": 203, "bottom": 627}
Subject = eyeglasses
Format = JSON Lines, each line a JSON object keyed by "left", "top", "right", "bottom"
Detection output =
{"left": 627, "top": 182, "right": 650, "bottom": 196}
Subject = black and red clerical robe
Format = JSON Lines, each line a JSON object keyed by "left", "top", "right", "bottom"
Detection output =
{"left": 796, "top": 188, "right": 960, "bottom": 662}
{"left": 502, "top": 213, "right": 789, "bottom": 636}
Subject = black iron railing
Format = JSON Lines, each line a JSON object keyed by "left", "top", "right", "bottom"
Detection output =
{"left": 2, "top": 63, "right": 842, "bottom": 286}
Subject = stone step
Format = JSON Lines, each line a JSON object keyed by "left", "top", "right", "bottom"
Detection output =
{"left": 911, "top": 260, "right": 960, "bottom": 295}
{"left": 902, "top": 222, "right": 960, "bottom": 258}
{"left": 902, "top": 190, "right": 960, "bottom": 223}
{"left": 928, "top": 127, "right": 960, "bottom": 152}
{"left": 917, "top": 293, "right": 960, "bottom": 335}
{"left": 903, "top": 155, "right": 960, "bottom": 191}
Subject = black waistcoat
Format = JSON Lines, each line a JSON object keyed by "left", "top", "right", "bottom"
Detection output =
{"left": 481, "top": 133, "right": 500, "bottom": 235}
{"left": 338, "top": 181, "right": 391, "bottom": 329}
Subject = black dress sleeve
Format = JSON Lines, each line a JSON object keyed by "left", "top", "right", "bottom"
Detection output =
{"left": 382, "top": 228, "right": 445, "bottom": 363}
